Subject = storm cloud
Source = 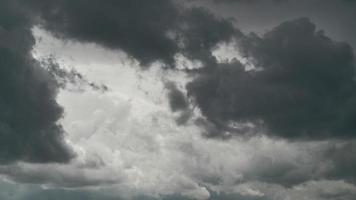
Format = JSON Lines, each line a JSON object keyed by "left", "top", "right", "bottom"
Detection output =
{"left": 0, "top": 0, "right": 72, "bottom": 163}
{"left": 11, "top": 0, "right": 356, "bottom": 142}
{"left": 187, "top": 18, "right": 356, "bottom": 140}
{"left": 22, "top": 0, "right": 237, "bottom": 67}
{"left": 1, "top": 0, "right": 356, "bottom": 199}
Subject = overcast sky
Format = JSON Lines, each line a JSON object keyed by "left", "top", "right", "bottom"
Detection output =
{"left": 1, "top": 0, "right": 356, "bottom": 200}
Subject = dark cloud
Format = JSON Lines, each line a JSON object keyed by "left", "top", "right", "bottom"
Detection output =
{"left": 18, "top": 0, "right": 238, "bottom": 128}
{"left": 1, "top": 0, "right": 356, "bottom": 198}
{"left": 0, "top": 0, "right": 73, "bottom": 163}
{"left": 14, "top": 0, "right": 355, "bottom": 141}
{"left": 25, "top": 190, "right": 119, "bottom": 200}
{"left": 21, "top": 0, "right": 241, "bottom": 130}
{"left": 23, "top": 0, "right": 180, "bottom": 66}
{"left": 321, "top": 141, "right": 356, "bottom": 184}
{"left": 166, "top": 82, "right": 189, "bottom": 112}
{"left": 205, "top": 0, "right": 356, "bottom": 55}
{"left": 187, "top": 18, "right": 356, "bottom": 140}
{"left": 257, "top": 141, "right": 356, "bottom": 187}
{"left": 208, "top": 191, "right": 270, "bottom": 200}
{"left": 165, "top": 81, "right": 192, "bottom": 125}
{"left": 21, "top": 0, "right": 237, "bottom": 67}
{"left": 177, "top": 7, "right": 239, "bottom": 66}
{"left": 212, "top": 0, "right": 286, "bottom": 4}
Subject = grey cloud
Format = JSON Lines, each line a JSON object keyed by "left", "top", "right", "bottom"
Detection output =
{"left": 2, "top": 0, "right": 356, "bottom": 198}
{"left": 249, "top": 180, "right": 356, "bottom": 200}
{"left": 0, "top": 179, "right": 271, "bottom": 200}
{"left": 23, "top": 0, "right": 180, "bottom": 66}
{"left": 24, "top": 191, "right": 119, "bottom": 200}
{"left": 166, "top": 82, "right": 189, "bottom": 112}
{"left": 0, "top": 180, "right": 120, "bottom": 200}
{"left": 21, "top": 0, "right": 237, "bottom": 67}
{"left": 195, "top": 0, "right": 356, "bottom": 52}
{"left": 19, "top": 0, "right": 239, "bottom": 128}
{"left": 177, "top": 7, "right": 239, "bottom": 66}
{"left": 239, "top": 140, "right": 356, "bottom": 187}
{"left": 42, "top": 57, "right": 108, "bottom": 93}
{"left": 165, "top": 81, "right": 192, "bottom": 125}
{"left": 212, "top": 0, "right": 286, "bottom": 4}
{"left": 320, "top": 141, "right": 356, "bottom": 184}
{"left": 187, "top": 18, "right": 356, "bottom": 140}
{"left": 0, "top": 0, "right": 73, "bottom": 163}
{"left": 0, "top": 162, "right": 120, "bottom": 188}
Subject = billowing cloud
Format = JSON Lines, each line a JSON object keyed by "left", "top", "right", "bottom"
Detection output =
{"left": 0, "top": 0, "right": 72, "bottom": 163}
{"left": 23, "top": 0, "right": 180, "bottom": 66}
{"left": 1, "top": 0, "right": 356, "bottom": 199}
{"left": 187, "top": 18, "right": 356, "bottom": 140}
{"left": 21, "top": 0, "right": 237, "bottom": 67}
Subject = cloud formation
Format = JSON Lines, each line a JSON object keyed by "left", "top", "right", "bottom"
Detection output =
{"left": 0, "top": 0, "right": 72, "bottom": 163}
{"left": 22, "top": 0, "right": 237, "bottom": 67}
{"left": 9, "top": 0, "right": 355, "bottom": 142}
{"left": 1, "top": 0, "right": 356, "bottom": 199}
{"left": 187, "top": 18, "right": 356, "bottom": 140}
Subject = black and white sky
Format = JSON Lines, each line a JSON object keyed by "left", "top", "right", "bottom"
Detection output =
{"left": 1, "top": 0, "right": 356, "bottom": 199}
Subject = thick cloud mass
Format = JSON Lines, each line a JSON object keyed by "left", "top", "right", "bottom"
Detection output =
{"left": 24, "top": 0, "right": 180, "bottom": 66}
{"left": 188, "top": 18, "right": 356, "bottom": 139}
{"left": 22, "top": 0, "right": 236, "bottom": 67}
{"left": 0, "top": 0, "right": 72, "bottom": 163}
{"left": 26, "top": 0, "right": 356, "bottom": 140}
{"left": 2, "top": 0, "right": 356, "bottom": 199}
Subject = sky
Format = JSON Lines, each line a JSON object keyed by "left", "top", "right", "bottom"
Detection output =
{"left": 1, "top": 0, "right": 356, "bottom": 200}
